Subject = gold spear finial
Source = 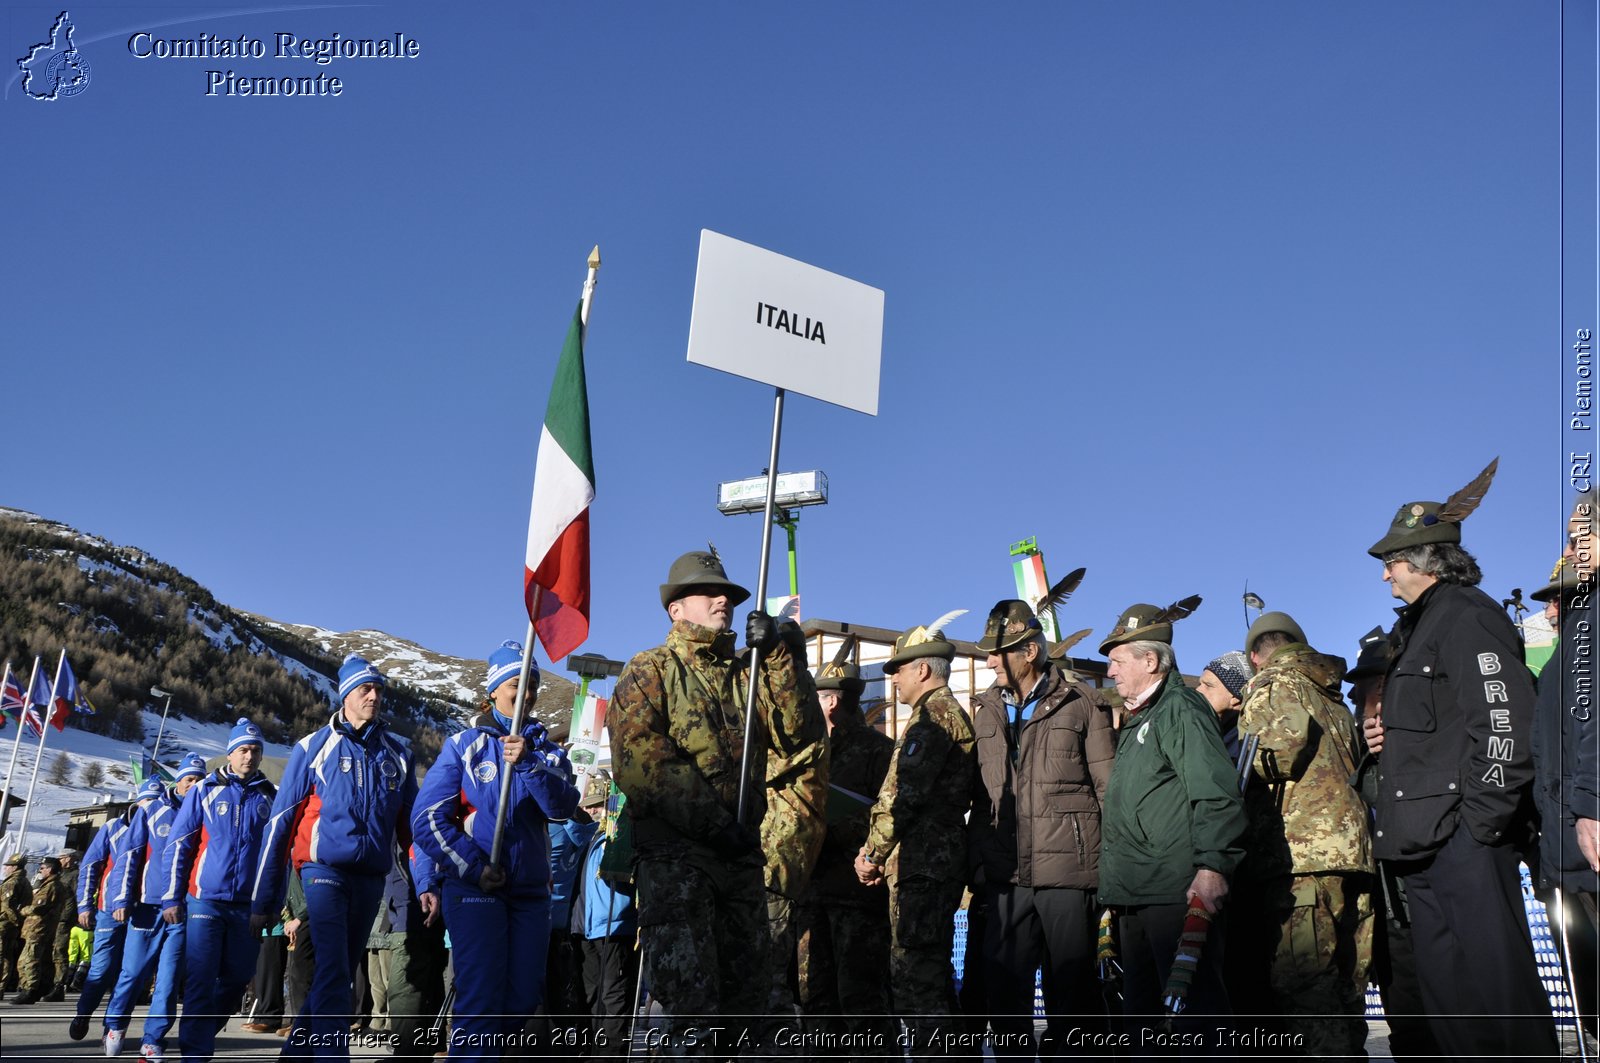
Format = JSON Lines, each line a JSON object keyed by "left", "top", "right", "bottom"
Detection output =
{"left": 588, "top": 245, "right": 601, "bottom": 269}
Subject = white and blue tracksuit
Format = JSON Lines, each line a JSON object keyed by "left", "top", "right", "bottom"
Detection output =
{"left": 74, "top": 810, "right": 135, "bottom": 1022}
{"left": 411, "top": 713, "right": 580, "bottom": 1060}
{"left": 104, "top": 789, "right": 184, "bottom": 1049}
{"left": 162, "top": 768, "right": 276, "bottom": 1063}
{"left": 253, "top": 712, "right": 416, "bottom": 1060}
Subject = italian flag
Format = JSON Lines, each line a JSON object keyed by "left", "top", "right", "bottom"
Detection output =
{"left": 524, "top": 301, "right": 595, "bottom": 662}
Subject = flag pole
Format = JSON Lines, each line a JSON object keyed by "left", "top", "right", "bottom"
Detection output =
{"left": 490, "top": 246, "right": 601, "bottom": 870}
{"left": 14, "top": 649, "right": 66, "bottom": 849}
{"left": 735, "top": 388, "right": 785, "bottom": 826}
{"left": 0, "top": 658, "right": 39, "bottom": 854}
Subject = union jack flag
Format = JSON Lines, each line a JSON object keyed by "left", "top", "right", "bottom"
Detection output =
{"left": 0, "top": 663, "right": 23, "bottom": 729}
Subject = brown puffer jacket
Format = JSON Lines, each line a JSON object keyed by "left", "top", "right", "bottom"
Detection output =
{"left": 968, "top": 664, "right": 1116, "bottom": 889}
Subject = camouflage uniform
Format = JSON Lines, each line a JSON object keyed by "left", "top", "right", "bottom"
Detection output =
{"left": 17, "top": 868, "right": 64, "bottom": 996}
{"left": 861, "top": 685, "right": 976, "bottom": 1057}
{"left": 796, "top": 708, "right": 895, "bottom": 1046}
{"left": 52, "top": 856, "right": 78, "bottom": 992}
{"left": 1, "top": 858, "right": 31, "bottom": 992}
{"left": 609, "top": 618, "right": 804, "bottom": 1052}
{"left": 759, "top": 655, "right": 830, "bottom": 1030}
{"left": 1239, "top": 643, "right": 1375, "bottom": 1057}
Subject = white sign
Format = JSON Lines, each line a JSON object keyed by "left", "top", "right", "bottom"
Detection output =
{"left": 686, "top": 230, "right": 883, "bottom": 415}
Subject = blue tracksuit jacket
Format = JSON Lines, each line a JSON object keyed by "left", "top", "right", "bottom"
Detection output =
{"left": 161, "top": 768, "right": 277, "bottom": 905}
{"left": 252, "top": 711, "right": 417, "bottom": 917}
{"left": 80, "top": 810, "right": 136, "bottom": 915}
{"left": 411, "top": 713, "right": 580, "bottom": 895}
{"left": 111, "top": 791, "right": 180, "bottom": 909}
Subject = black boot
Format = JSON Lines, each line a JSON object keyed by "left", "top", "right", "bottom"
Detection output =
{"left": 43, "top": 983, "right": 64, "bottom": 1002}
{"left": 10, "top": 988, "right": 41, "bottom": 1005}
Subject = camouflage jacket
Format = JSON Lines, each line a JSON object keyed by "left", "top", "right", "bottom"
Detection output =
{"left": 609, "top": 620, "right": 802, "bottom": 863}
{"left": 760, "top": 661, "right": 830, "bottom": 900}
{"left": 1239, "top": 644, "right": 1373, "bottom": 877}
{"left": 807, "top": 710, "right": 894, "bottom": 906}
{"left": 0, "top": 868, "right": 30, "bottom": 925}
{"left": 863, "top": 686, "right": 975, "bottom": 883}
{"left": 21, "top": 875, "right": 63, "bottom": 930}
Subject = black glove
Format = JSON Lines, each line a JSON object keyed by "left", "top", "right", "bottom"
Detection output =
{"left": 778, "top": 619, "right": 807, "bottom": 665}
{"left": 745, "top": 610, "right": 780, "bottom": 654}
{"left": 708, "top": 820, "right": 761, "bottom": 861}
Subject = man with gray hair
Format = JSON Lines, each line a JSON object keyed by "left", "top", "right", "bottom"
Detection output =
{"left": 1363, "top": 459, "right": 1555, "bottom": 1056}
{"left": 1096, "top": 601, "right": 1245, "bottom": 1046}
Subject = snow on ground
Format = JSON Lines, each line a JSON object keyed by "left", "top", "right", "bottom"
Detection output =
{"left": 0, "top": 710, "right": 292, "bottom": 860}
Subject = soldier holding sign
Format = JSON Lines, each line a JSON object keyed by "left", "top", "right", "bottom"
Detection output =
{"left": 607, "top": 549, "right": 799, "bottom": 1051}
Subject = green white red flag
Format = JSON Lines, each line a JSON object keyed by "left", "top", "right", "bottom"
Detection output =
{"left": 524, "top": 301, "right": 595, "bottom": 662}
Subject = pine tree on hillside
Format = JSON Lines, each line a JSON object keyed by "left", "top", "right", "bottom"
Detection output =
{"left": 47, "top": 752, "right": 70, "bottom": 785}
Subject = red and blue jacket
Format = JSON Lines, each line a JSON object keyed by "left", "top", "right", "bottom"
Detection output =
{"left": 161, "top": 768, "right": 277, "bottom": 906}
{"left": 253, "top": 712, "right": 416, "bottom": 917}
{"left": 411, "top": 713, "right": 580, "bottom": 896}
{"left": 79, "top": 809, "right": 136, "bottom": 915}
{"left": 111, "top": 790, "right": 180, "bottom": 909}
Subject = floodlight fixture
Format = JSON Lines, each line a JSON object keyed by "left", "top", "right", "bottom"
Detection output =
{"left": 567, "top": 653, "right": 626, "bottom": 681}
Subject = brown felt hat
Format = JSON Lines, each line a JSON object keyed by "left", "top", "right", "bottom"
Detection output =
{"left": 976, "top": 600, "right": 1043, "bottom": 654}
{"left": 1368, "top": 458, "right": 1498, "bottom": 558}
{"left": 659, "top": 550, "right": 751, "bottom": 610}
{"left": 883, "top": 612, "right": 964, "bottom": 675}
{"left": 1098, "top": 603, "right": 1171, "bottom": 656}
{"left": 814, "top": 661, "right": 866, "bottom": 695}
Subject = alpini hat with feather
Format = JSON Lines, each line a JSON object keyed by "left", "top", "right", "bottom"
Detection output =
{"left": 659, "top": 544, "right": 751, "bottom": 610}
{"left": 884, "top": 610, "right": 966, "bottom": 675}
{"left": 815, "top": 634, "right": 866, "bottom": 693}
{"left": 1367, "top": 457, "right": 1498, "bottom": 558}
{"left": 977, "top": 567, "right": 1086, "bottom": 654}
{"left": 1098, "top": 595, "right": 1202, "bottom": 657}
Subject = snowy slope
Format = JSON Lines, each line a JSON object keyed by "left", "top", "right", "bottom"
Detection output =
{"left": 0, "top": 711, "right": 292, "bottom": 860}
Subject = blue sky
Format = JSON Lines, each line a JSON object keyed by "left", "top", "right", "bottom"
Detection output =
{"left": 3, "top": 1, "right": 1593, "bottom": 688}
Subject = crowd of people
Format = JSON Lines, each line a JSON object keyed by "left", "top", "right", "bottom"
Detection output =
{"left": 605, "top": 462, "right": 1597, "bottom": 1061}
{"left": 0, "top": 461, "right": 1594, "bottom": 1062}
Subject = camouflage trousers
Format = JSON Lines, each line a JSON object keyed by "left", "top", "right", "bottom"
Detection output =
{"left": 53, "top": 907, "right": 72, "bottom": 984}
{"left": 18, "top": 918, "right": 58, "bottom": 993}
{"left": 635, "top": 853, "right": 771, "bottom": 1055}
{"left": 794, "top": 896, "right": 894, "bottom": 1047}
{"left": 1266, "top": 872, "right": 1374, "bottom": 1058}
{"left": 0, "top": 921, "right": 21, "bottom": 990}
{"left": 889, "top": 873, "right": 964, "bottom": 1061}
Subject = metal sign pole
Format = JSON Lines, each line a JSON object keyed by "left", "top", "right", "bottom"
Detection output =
{"left": 735, "top": 388, "right": 785, "bottom": 826}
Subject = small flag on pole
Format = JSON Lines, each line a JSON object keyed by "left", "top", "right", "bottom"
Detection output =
{"left": 523, "top": 301, "right": 596, "bottom": 663}
{"left": 0, "top": 664, "right": 22, "bottom": 729}
{"left": 49, "top": 656, "right": 82, "bottom": 731}
{"left": 23, "top": 661, "right": 50, "bottom": 738}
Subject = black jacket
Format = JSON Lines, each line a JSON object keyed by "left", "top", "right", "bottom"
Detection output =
{"left": 1375, "top": 582, "right": 1537, "bottom": 861}
{"left": 1532, "top": 590, "right": 1600, "bottom": 892}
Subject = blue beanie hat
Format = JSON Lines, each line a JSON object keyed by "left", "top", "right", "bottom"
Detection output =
{"left": 175, "top": 753, "right": 207, "bottom": 781}
{"left": 227, "top": 717, "right": 264, "bottom": 754}
{"left": 338, "top": 655, "right": 386, "bottom": 702}
{"left": 136, "top": 779, "right": 164, "bottom": 802}
{"left": 486, "top": 641, "right": 538, "bottom": 697}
